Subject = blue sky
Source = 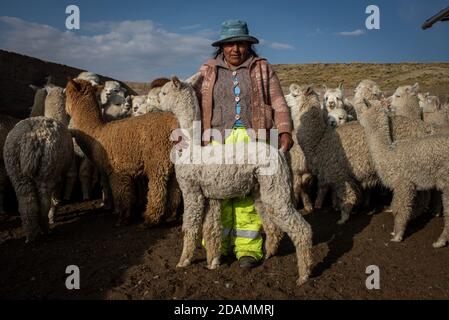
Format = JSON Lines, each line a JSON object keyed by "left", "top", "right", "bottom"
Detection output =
{"left": 0, "top": 0, "right": 448, "bottom": 81}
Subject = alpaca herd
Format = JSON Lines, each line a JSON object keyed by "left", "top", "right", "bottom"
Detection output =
{"left": 1, "top": 68, "right": 449, "bottom": 287}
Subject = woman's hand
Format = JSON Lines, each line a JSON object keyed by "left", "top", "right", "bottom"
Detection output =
{"left": 279, "top": 132, "right": 294, "bottom": 152}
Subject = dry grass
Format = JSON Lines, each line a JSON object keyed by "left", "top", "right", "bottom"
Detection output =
{"left": 273, "top": 63, "right": 449, "bottom": 100}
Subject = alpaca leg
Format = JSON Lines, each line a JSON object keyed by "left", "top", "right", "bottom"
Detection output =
{"left": 166, "top": 174, "right": 182, "bottom": 221}
{"left": 433, "top": 190, "right": 449, "bottom": 248}
{"left": 265, "top": 202, "right": 313, "bottom": 286}
{"left": 91, "top": 165, "right": 100, "bottom": 192}
{"left": 79, "top": 158, "right": 94, "bottom": 201}
{"left": 0, "top": 165, "right": 7, "bottom": 214}
{"left": 300, "top": 173, "right": 313, "bottom": 213}
{"left": 292, "top": 173, "right": 302, "bottom": 208}
{"left": 202, "top": 199, "right": 222, "bottom": 269}
{"left": 100, "top": 171, "right": 113, "bottom": 211}
{"left": 253, "top": 198, "right": 283, "bottom": 259}
{"left": 108, "top": 173, "right": 134, "bottom": 225}
{"left": 331, "top": 190, "right": 339, "bottom": 211}
{"left": 143, "top": 173, "right": 168, "bottom": 227}
{"left": 336, "top": 180, "right": 359, "bottom": 225}
{"left": 63, "top": 159, "right": 78, "bottom": 201}
{"left": 177, "top": 190, "right": 205, "bottom": 268}
{"left": 391, "top": 184, "right": 415, "bottom": 242}
{"left": 15, "top": 179, "right": 40, "bottom": 242}
{"left": 38, "top": 184, "right": 53, "bottom": 233}
{"left": 315, "top": 182, "right": 329, "bottom": 209}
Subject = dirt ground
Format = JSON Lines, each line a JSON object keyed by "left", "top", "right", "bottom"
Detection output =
{"left": 1, "top": 192, "right": 449, "bottom": 300}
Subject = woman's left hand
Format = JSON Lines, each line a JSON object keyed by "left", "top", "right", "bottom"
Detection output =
{"left": 279, "top": 132, "right": 294, "bottom": 152}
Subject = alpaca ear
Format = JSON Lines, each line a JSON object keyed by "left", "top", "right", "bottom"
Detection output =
{"left": 322, "top": 84, "right": 328, "bottom": 92}
{"left": 29, "top": 84, "right": 39, "bottom": 92}
{"left": 305, "top": 86, "right": 314, "bottom": 96}
{"left": 172, "top": 76, "right": 182, "bottom": 90}
{"left": 289, "top": 83, "right": 300, "bottom": 95}
{"left": 338, "top": 82, "right": 344, "bottom": 91}
{"left": 44, "top": 84, "right": 56, "bottom": 94}
{"left": 411, "top": 83, "right": 420, "bottom": 95}
{"left": 418, "top": 93, "right": 424, "bottom": 101}
{"left": 347, "top": 114, "right": 354, "bottom": 121}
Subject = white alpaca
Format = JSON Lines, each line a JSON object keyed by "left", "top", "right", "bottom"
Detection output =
{"left": 100, "top": 81, "right": 131, "bottom": 121}
{"left": 76, "top": 72, "right": 100, "bottom": 86}
{"left": 390, "top": 83, "right": 422, "bottom": 120}
{"left": 158, "top": 75, "right": 313, "bottom": 286}
{"left": 322, "top": 83, "right": 357, "bottom": 121}
{"left": 327, "top": 108, "right": 352, "bottom": 127}
{"left": 418, "top": 93, "right": 449, "bottom": 127}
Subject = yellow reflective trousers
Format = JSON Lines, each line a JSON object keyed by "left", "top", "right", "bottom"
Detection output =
{"left": 212, "top": 128, "right": 263, "bottom": 261}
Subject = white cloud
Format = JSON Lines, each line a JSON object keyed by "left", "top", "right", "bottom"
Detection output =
{"left": 336, "top": 29, "right": 365, "bottom": 36}
{"left": 269, "top": 42, "right": 295, "bottom": 50}
{"left": 259, "top": 39, "right": 294, "bottom": 50}
{"left": 0, "top": 16, "right": 213, "bottom": 81}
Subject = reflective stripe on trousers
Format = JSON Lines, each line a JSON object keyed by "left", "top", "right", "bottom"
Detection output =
{"left": 214, "top": 128, "right": 264, "bottom": 261}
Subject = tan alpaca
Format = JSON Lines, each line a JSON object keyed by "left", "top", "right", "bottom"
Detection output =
{"left": 65, "top": 79, "right": 181, "bottom": 226}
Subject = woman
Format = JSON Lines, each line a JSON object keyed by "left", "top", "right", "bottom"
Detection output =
{"left": 196, "top": 20, "right": 294, "bottom": 269}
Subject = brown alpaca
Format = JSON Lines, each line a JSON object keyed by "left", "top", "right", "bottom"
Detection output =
{"left": 149, "top": 78, "right": 170, "bottom": 90}
{"left": 65, "top": 79, "right": 180, "bottom": 226}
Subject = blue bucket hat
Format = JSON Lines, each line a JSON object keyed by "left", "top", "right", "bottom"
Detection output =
{"left": 211, "top": 20, "right": 259, "bottom": 47}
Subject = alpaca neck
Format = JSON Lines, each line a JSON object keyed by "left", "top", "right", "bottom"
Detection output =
{"left": 363, "top": 110, "right": 395, "bottom": 169}
{"left": 175, "top": 91, "right": 202, "bottom": 146}
{"left": 297, "top": 103, "right": 327, "bottom": 155}
{"left": 70, "top": 95, "right": 104, "bottom": 135}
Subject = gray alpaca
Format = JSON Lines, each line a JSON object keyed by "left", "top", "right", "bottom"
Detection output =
{"left": 359, "top": 99, "right": 449, "bottom": 247}
{"left": 158, "top": 75, "right": 313, "bottom": 286}
{"left": 3, "top": 117, "right": 74, "bottom": 242}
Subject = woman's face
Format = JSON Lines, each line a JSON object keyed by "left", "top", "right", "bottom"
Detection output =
{"left": 222, "top": 42, "right": 250, "bottom": 67}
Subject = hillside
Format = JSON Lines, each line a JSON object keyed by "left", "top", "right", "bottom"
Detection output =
{"left": 0, "top": 50, "right": 136, "bottom": 119}
{"left": 273, "top": 62, "right": 449, "bottom": 99}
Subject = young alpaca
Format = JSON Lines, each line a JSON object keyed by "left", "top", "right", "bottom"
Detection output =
{"left": 359, "top": 99, "right": 449, "bottom": 247}
{"left": 65, "top": 79, "right": 180, "bottom": 226}
{"left": 327, "top": 108, "right": 352, "bottom": 128}
{"left": 158, "top": 75, "right": 313, "bottom": 286}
